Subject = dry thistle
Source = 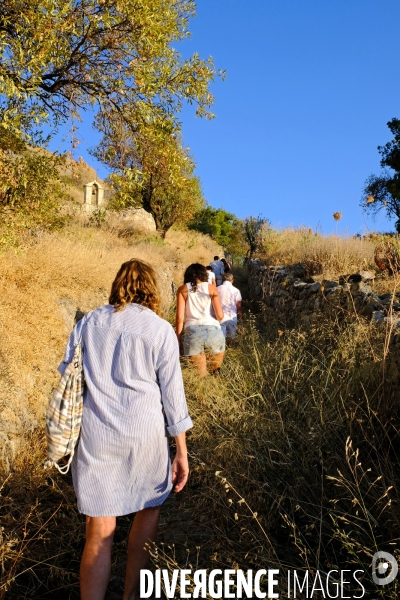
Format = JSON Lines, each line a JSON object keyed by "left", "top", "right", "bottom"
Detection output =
{"left": 333, "top": 212, "right": 342, "bottom": 221}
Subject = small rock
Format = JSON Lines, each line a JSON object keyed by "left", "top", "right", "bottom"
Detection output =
{"left": 348, "top": 274, "right": 363, "bottom": 283}
{"left": 339, "top": 273, "right": 366, "bottom": 285}
{"left": 326, "top": 285, "right": 343, "bottom": 295}
{"left": 384, "top": 315, "right": 400, "bottom": 328}
{"left": 350, "top": 282, "right": 372, "bottom": 294}
{"left": 379, "top": 293, "right": 395, "bottom": 301}
{"left": 291, "top": 263, "right": 306, "bottom": 278}
{"left": 372, "top": 310, "right": 385, "bottom": 322}
{"left": 323, "top": 280, "right": 338, "bottom": 290}
{"left": 293, "top": 281, "right": 308, "bottom": 289}
{"left": 359, "top": 270, "right": 376, "bottom": 282}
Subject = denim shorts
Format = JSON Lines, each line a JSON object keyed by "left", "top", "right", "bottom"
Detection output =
{"left": 182, "top": 325, "right": 225, "bottom": 356}
{"left": 220, "top": 317, "right": 238, "bottom": 339}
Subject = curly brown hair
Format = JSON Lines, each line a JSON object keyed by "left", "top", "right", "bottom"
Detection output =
{"left": 109, "top": 259, "right": 161, "bottom": 314}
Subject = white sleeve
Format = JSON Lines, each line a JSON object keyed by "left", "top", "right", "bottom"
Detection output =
{"left": 156, "top": 325, "right": 193, "bottom": 436}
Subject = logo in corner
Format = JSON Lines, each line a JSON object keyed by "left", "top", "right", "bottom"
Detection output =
{"left": 372, "top": 551, "right": 398, "bottom": 586}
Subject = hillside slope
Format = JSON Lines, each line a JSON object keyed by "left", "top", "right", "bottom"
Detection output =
{"left": 0, "top": 223, "right": 221, "bottom": 470}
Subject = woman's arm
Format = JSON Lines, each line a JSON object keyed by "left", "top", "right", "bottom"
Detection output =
{"left": 156, "top": 325, "right": 193, "bottom": 436}
{"left": 156, "top": 326, "right": 193, "bottom": 493}
{"left": 175, "top": 286, "right": 186, "bottom": 344}
{"left": 209, "top": 285, "right": 224, "bottom": 321}
{"left": 171, "top": 432, "right": 189, "bottom": 493}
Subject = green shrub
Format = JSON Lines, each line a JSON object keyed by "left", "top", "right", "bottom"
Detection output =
{"left": 0, "top": 146, "right": 68, "bottom": 247}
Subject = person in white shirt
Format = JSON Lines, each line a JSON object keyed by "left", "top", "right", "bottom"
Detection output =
{"left": 218, "top": 273, "right": 243, "bottom": 338}
{"left": 176, "top": 263, "right": 225, "bottom": 376}
{"left": 209, "top": 256, "right": 225, "bottom": 286}
{"left": 206, "top": 266, "right": 216, "bottom": 287}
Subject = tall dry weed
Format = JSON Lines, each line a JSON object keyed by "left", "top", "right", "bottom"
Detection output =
{"left": 0, "top": 224, "right": 220, "bottom": 457}
{"left": 171, "top": 307, "right": 400, "bottom": 597}
{"left": 0, "top": 223, "right": 221, "bottom": 598}
{"left": 259, "top": 227, "right": 376, "bottom": 278}
{"left": 2, "top": 237, "right": 400, "bottom": 598}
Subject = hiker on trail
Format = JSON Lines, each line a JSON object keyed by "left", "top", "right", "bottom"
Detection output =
{"left": 221, "top": 257, "right": 231, "bottom": 273}
{"left": 218, "top": 273, "right": 243, "bottom": 339}
{"left": 176, "top": 263, "right": 225, "bottom": 376}
{"left": 209, "top": 255, "right": 225, "bottom": 286}
{"left": 57, "top": 259, "right": 192, "bottom": 600}
{"left": 206, "top": 265, "right": 217, "bottom": 287}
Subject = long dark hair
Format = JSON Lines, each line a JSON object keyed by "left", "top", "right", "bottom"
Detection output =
{"left": 183, "top": 263, "right": 208, "bottom": 292}
{"left": 221, "top": 258, "right": 230, "bottom": 272}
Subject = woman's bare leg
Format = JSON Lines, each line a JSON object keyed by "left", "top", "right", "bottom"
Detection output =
{"left": 209, "top": 351, "right": 225, "bottom": 372}
{"left": 188, "top": 353, "right": 208, "bottom": 377}
{"left": 80, "top": 516, "right": 116, "bottom": 600}
{"left": 123, "top": 506, "right": 161, "bottom": 600}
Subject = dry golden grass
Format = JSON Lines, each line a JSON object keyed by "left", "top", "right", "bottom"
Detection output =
{"left": 0, "top": 223, "right": 220, "bottom": 437}
{"left": 258, "top": 227, "right": 376, "bottom": 279}
{"left": 0, "top": 221, "right": 221, "bottom": 598}
{"left": 1, "top": 257, "right": 400, "bottom": 598}
{"left": 2, "top": 229, "right": 400, "bottom": 598}
{"left": 166, "top": 308, "right": 400, "bottom": 598}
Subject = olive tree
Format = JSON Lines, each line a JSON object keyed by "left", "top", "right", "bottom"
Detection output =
{"left": 362, "top": 119, "right": 400, "bottom": 232}
{"left": 96, "top": 118, "right": 204, "bottom": 237}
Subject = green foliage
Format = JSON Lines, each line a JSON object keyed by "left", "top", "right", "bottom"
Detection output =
{"left": 139, "top": 234, "right": 166, "bottom": 247}
{"left": 0, "top": 0, "right": 221, "bottom": 244}
{"left": 188, "top": 208, "right": 270, "bottom": 258}
{"left": 362, "top": 119, "right": 400, "bottom": 231}
{"left": 88, "top": 208, "right": 107, "bottom": 229}
{"left": 0, "top": 131, "right": 67, "bottom": 246}
{"left": 188, "top": 206, "right": 239, "bottom": 247}
{"left": 96, "top": 119, "right": 205, "bottom": 237}
{"left": 243, "top": 215, "right": 269, "bottom": 257}
{"left": 0, "top": 0, "right": 220, "bottom": 130}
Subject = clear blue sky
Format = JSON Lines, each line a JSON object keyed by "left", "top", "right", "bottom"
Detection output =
{"left": 49, "top": 0, "right": 400, "bottom": 235}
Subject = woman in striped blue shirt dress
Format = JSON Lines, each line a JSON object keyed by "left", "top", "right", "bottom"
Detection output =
{"left": 58, "top": 259, "right": 193, "bottom": 600}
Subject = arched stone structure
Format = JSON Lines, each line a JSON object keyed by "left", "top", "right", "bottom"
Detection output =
{"left": 83, "top": 180, "right": 104, "bottom": 210}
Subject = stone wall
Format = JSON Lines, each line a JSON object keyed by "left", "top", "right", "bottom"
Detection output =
{"left": 248, "top": 260, "right": 400, "bottom": 331}
{"left": 107, "top": 207, "right": 156, "bottom": 233}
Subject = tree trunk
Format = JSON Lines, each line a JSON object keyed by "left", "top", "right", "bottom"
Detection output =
{"left": 153, "top": 216, "right": 172, "bottom": 239}
{"left": 140, "top": 178, "right": 173, "bottom": 239}
{"left": 152, "top": 210, "right": 164, "bottom": 235}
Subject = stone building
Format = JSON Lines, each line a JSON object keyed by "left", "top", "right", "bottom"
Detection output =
{"left": 83, "top": 180, "right": 104, "bottom": 210}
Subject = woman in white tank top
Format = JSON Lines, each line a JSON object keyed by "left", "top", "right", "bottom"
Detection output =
{"left": 176, "top": 264, "right": 225, "bottom": 376}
